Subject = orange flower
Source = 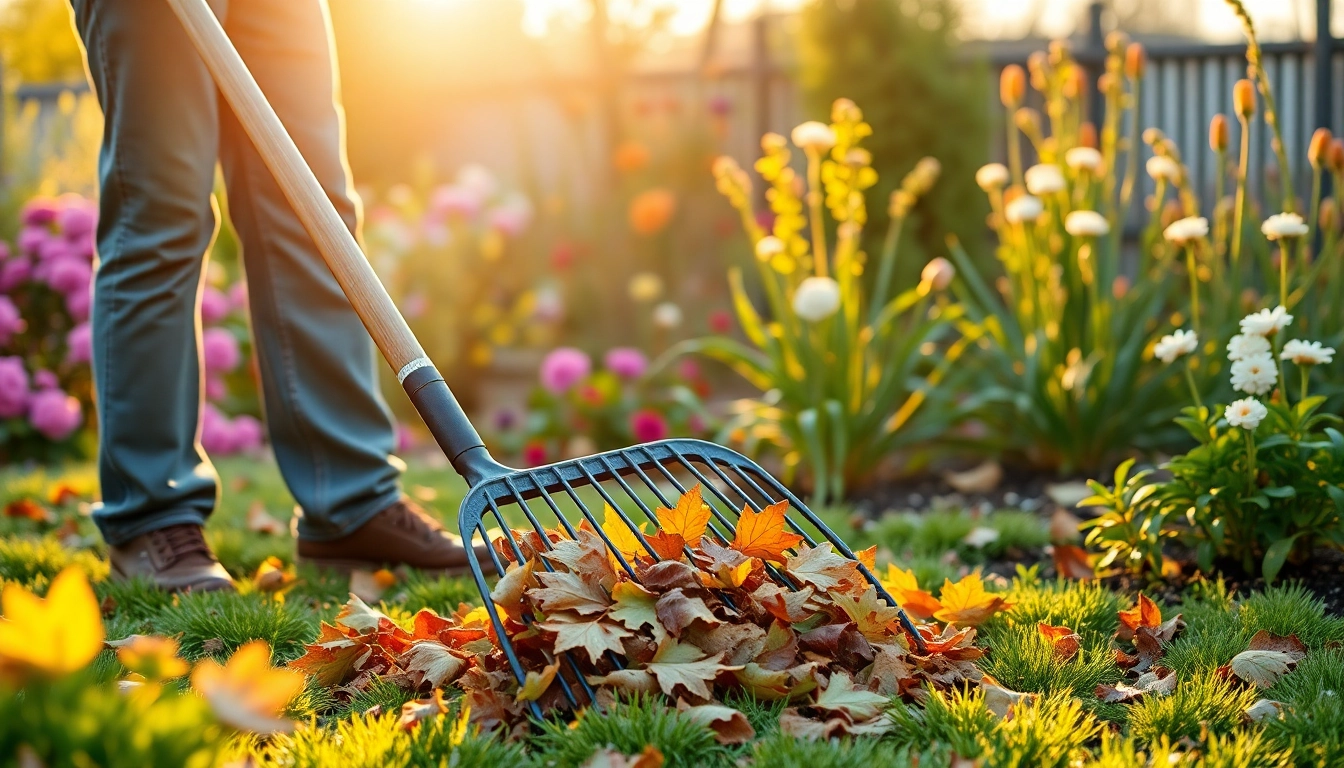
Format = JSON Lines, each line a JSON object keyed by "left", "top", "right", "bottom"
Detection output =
{"left": 613, "top": 141, "right": 651, "bottom": 173}
{"left": 628, "top": 188, "right": 677, "bottom": 236}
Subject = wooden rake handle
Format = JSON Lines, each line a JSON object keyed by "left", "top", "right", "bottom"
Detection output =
{"left": 165, "top": 0, "right": 427, "bottom": 377}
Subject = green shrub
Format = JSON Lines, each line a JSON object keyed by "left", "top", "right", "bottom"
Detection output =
{"left": 529, "top": 695, "right": 728, "bottom": 768}
{"left": 153, "top": 590, "right": 318, "bottom": 662}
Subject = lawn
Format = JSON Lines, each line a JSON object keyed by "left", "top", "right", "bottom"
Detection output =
{"left": 4, "top": 457, "right": 1344, "bottom": 767}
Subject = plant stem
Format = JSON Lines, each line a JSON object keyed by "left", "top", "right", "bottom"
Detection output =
{"left": 1244, "top": 428, "right": 1258, "bottom": 488}
{"left": 1184, "top": 364, "right": 1204, "bottom": 410}
{"left": 1185, "top": 244, "right": 1201, "bottom": 334}
{"left": 1279, "top": 241, "right": 1290, "bottom": 308}
{"left": 1114, "top": 76, "right": 1143, "bottom": 256}
{"left": 806, "top": 148, "right": 828, "bottom": 278}
{"left": 1007, "top": 109, "right": 1024, "bottom": 187}
{"left": 1231, "top": 116, "right": 1251, "bottom": 275}
{"left": 1301, "top": 363, "right": 1310, "bottom": 403}
{"left": 869, "top": 215, "right": 905, "bottom": 325}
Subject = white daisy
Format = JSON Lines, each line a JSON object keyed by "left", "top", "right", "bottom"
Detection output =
{"left": 1281, "top": 339, "right": 1335, "bottom": 366}
{"left": 1004, "top": 195, "right": 1044, "bottom": 224}
{"left": 1163, "top": 216, "right": 1209, "bottom": 245}
{"left": 1261, "top": 212, "right": 1309, "bottom": 240}
{"left": 1230, "top": 353, "right": 1278, "bottom": 395}
{"left": 1025, "top": 164, "right": 1066, "bottom": 195}
{"left": 1146, "top": 155, "right": 1181, "bottom": 182}
{"left": 975, "top": 163, "right": 1010, "bottom": 192}
{"left": 1064, "top": 147, "right": 1104, "bottom": 173}
{"left": 1239, "top": 306, "right": 1293, "bottom": 337}
{"left": 791, "top": 121, "right": 836, "bottom": 152}
{"left": 792, "top": 276, "right": 841, "bottom": 322}
{"left": 1226, "top": 333, "right": 1272, "bottom": 362}
{"left": 1154, "top": 329, "right": 1199, "bottom": 364}
{"left": 1064, "top": 210, "right": 1110, "bottom": 237}
{"left": 1225, "top": 397, "right": 1268, "bottom": 430}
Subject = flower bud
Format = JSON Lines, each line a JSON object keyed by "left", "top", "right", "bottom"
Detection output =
{"left": 1320, "top": 197, "right": 1339, "bottom": 234}
{"left": 1124, "top": 43, "right": 1145, "bottom": 78}
{"left": 1330, "top": 139, "right": 1344, "bottom": 174}
{"left": 1106, "top": 31, "right": 1129, "bottom": 53}
{"left": 1098, "top": 73, "right": 1119, "bottom": 96}
{"left": 1063, "top": 66, "right": 1087, "bottom": 100}
{"left": 1233, "top": 79, "right": 1256, "bottom": 118}
{"left": 761, "top": 132, "right": 788, "bottom": 152}
{"left": 1209, "top": 114, "right": 1230, "bottom": 153}
{"left": 1027, "top": 51, "right": 1049, "bottom": 91}
{"left": 791, "top": 121, "right": 836, "bottom": 152}
{"left": 1000, "top": 64, "right": 1026, "bottom": 108}
{"left": 1112, "top": 275, "right": 1131, "bottom": 300}
{"left": 1079, "top": 122, "right": 1098, "bottom": 149}
{"left": 1015, "top": 107, "right": 1040, "bottom": 135}
{"left": 1309, "top": 127, "right": 1333, "bottom": 168}
{"left": 921, "top": 257, "right": 956, "bottom": 291}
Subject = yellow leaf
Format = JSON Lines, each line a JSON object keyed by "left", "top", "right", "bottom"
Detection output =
{"left": 109, "top": 635, "right": 189, "bottom": 680}
{"left": 602, "top": 504, "right": 649, "bottom": 562}
{"left": 932, "top": 573, "right": 1013, "bottom": 626}
{"left": 655, "top": 484, "right": 712, "bottom": 543}
{"left": 516, "top": 660, "right": 561, "bottom": 702}
{"left": 880, "top": 564, "right": 919, "bottom": 593}
{"left": 192, "top": 640, "right": 305, "bottom": 734}
{"left": 855, "top": 545, "right": 877, "bottom": 570}
{"left": 0, "top": 567, "right": 104, "bottom": 676}
{"left": 729, "top": 501, "right": 804, "bottom": 565}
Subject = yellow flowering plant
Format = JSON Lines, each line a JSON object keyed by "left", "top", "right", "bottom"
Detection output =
{"left": 675, "top": 99, "right": 980, "bottom": 505}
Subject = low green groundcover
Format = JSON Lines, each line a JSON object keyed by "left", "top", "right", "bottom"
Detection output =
{"left": 2, "top": 458, "right": 1343, "bottom": 767}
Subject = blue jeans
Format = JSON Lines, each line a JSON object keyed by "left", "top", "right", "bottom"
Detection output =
{"left": 72, "top": 0, "right": 402, "bottom": 545}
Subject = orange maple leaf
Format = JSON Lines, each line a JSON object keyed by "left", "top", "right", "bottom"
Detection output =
{"left": 879, "top": 565, "right": 942, "bottom": 621}
{"left": 932, "top": 573, "right": 1013, "bottom": 626}
{"left": 655, "top": 484, "right": 712, "bottom": 543}
{"left": 1037, "top": 623, "right": 1081, "bottom": 660}
{"left": 645, "top": 531, "right": 688, "bottom": 561}
{"left": 729, "top": 501, "right": 803, "bottom": 565}
{"left": 1118, "top": 593, "right": 1162, "bottom": 631}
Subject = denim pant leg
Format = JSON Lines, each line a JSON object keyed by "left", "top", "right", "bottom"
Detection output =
{"left": 74, "top": 0, "right": 224, "bottom": 546}
{"left": 219, "top": 0, "right": 402, "bottom": 541}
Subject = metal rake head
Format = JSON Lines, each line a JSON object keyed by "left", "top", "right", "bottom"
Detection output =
{"left": 455, "top": 437, "right": 927, "bottom": 717}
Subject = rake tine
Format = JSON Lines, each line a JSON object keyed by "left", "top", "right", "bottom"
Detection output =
{"left": 552, "top": 469, "right": 660, "bottom": 566}
{"left": 705, "top": 458, "right": 819, "bottom": 543}
{"left": 619, "top": 455, "right": 735, "bottom": 547}
{"left": 468, "top": 523, "right": 544, "bottom": 720}
{"left": 672, "top": 450, "right": 822, "bottom": 549}
{"left": 631, "top": 447, "right": 738, "bottom": 546}
{"left": 503, "top": 475, "right": 577, "bottom": 542}
{"left": 528, "top": 478, "right": 639, "bottom": 580}
{"left": 486, "top": 502, "right": 529, "bottom": 565}
{"left": 594, "top": 455, "right": 702, "bottom": 563}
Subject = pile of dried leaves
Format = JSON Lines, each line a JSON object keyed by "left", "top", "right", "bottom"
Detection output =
{"left": 289, "top": 486, "right": 1012, "bottom": 739}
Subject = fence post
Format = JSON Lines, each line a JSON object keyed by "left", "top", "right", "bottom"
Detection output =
{"left": 752, "top": 13, "right": 771, "bottom": 209}
{"left": 1315, "top": 0, "right": 1333, "bottom": 208}
{"left": 1082, "top": 2, "right": 1106, "bottom": 130}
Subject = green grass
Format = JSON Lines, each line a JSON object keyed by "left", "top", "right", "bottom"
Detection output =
{"left": 4, "top": 458, "right": 1344, "bottom": 766}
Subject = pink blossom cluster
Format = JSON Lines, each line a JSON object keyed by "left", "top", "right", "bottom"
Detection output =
{"left": 196, "top": 280, "right": 262, "bottom": 456}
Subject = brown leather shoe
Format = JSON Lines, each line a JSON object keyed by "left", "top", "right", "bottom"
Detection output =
{"left": 296, "top": 498, "right": 494, "bottom": 576}
{"left": 109, "top": 524, "right": 236, "bottom": 592}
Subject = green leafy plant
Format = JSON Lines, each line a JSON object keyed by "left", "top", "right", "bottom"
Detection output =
{"left": 686, "top": 98, "right": 978, "bottom": 504}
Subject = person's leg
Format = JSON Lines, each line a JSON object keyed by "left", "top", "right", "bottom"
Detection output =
{"left": 217, "top": 0, "right": 401, "bottom": 541}
{"left": 73, "top": 0, "right": 223, "bottom": 546}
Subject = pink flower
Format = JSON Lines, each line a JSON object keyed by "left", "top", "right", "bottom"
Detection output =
{"left": 202, "top": 327, "right": 241, "bottom": 374}
{"left": 487, "top": 194, "right": 532, "bottom": 237}
{"left": 201, "top": 286, "right": 230, "bottom": 324}
{"left": 27, "top": 388, "right": 82, "bottom": 441}
{"left": 200, "top": 404, "right": 237, "bottom": 454}
{"left": 228, "top": 281, "right": 249, "bottom": 312}
{"left": 0, "top": 257, "right": 32, "bottom": 292}
{"left": 707, "top": 95, "right": 732, "bottom": 116}
{"left": 676, "top": 359, "right": 701, "bottom": 381}
{"left": 539, "top": 347, "right": 591, "bottom": 394}
{"left": 0, "top": 241, "right": 9, "bottom": 261}
{"left": 630, "top": 409, "right": 669, "bottom": 443}
{"left": 32, "top": 369, "right": 58, "bottom": 390}
{"left": 17, "top": 227, "right": 48, "bottom": 257}
{"left": 58, "top": 202, "right": 97, "bottom": 241}
{"left": 428, "top": 185, "right": 483, "bottom": 219}
{"left": 522, "top": 440, "right": 548, "bottom": 468}
{"left": 0, "top": 357, "right": 30, "bottom": 419}
{"left": 47, "top": 257, "right": 92, "bottom": 296}
{"left": 37, "top": 237, "right": 74, "bottom": 263}
{"left": 20, "top": 197, "right": 60, "bottom": 227}
{"left": 709, "top": 309, "right": 733, "bottom": 334}
{"left": 232, "top": 415, "right": 264, "bottom": 452}
{"left": 64, "top": 323, "right": 93, "bottom": 365}
{"left": 603, "top": 347, "right": 648, "bottom": 380}
{"left": 205, "top": 375, "right": 227, "bottom": 401}
{"left": 396, "top": 423, "right": 417, "bottom": 453}
{"left": 688, "top": 413, "right": 706, "bottom": 434}
{"left": 65, "top": 287, "right": 92, "bottom": 322}
{"left": 0, "top": 297, "right": 25, "bottom": 345}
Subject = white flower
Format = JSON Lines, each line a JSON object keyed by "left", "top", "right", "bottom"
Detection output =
{"left": 1230, "top": 352, "right": 1278, "bottom": 395}
{"left": 1225, "top": 397, "right": 1268, "bottom": 430}
{"left": 1025, "top": 164, "right": 1066, "bottom": 195}
{"left": 1064, "top": 210, "right": 1110, "bottom": 237}
{"left": 1226, "top": 333, "right": 1272, "bottom": 361}
{"left": 1065, "top": 147, "right": 1104, "bottom": 173}
{"left": 1004, "top": 195, "right": 1044, "bottom": 224}
{"left": 1261, "top": 212, "right": 1309, "bottom": 240}
{"left": 652, "top": 302, "right": 683, "bottom": 329}
{"left": 1281, "top": 339, "right": 1335, "bottom": 366}
{"left": 1163, "top": 216, "right": 1209, "bottom": 245}
{"left": 975, "top": 163, "right": 1010, "bottom": 192}
{"left": 791, "top": 121, "right": 836, "bottom": 152}
{"left": 921, "top": 257, "right": 956, "bottom": 290}
{"left": 1154, "top": 329, "right": 1199, "bottom": 364}
{"left": 792, "top": 276, "right": 842, "bottom": 322}
{"left": 1146, "top": 155, "right": 1181, "bottom": 182}
{"left": 1239, "top": 306, "right": 1293, "bottom": 337}
{"left": 755, "top": 236, "right": 785, "bottom": 262}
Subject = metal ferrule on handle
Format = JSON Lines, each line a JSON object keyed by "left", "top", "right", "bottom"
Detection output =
{"left": 164, "top": 0, "right": 501, "bottom": 481}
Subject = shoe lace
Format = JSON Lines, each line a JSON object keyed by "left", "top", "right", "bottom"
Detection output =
{"left": 151, "top": 524, "right": 215, "bottom": 566}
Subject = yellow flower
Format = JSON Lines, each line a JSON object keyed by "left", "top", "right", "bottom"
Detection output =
{"left": 191, "top": 640, "right": 304, "bottom": 734}
{"left": 0, "top": 567, "right": 104, "bottom": 677}
{"left": 628, "top": 272, "right": 664, "bottom": 302}
{"left": 613, "top": 140, "right": 651, "bottom": 173}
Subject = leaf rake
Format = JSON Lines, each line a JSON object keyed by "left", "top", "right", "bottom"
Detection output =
{"left": 166, "top": 0, "right": 927, "bottom": 717}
